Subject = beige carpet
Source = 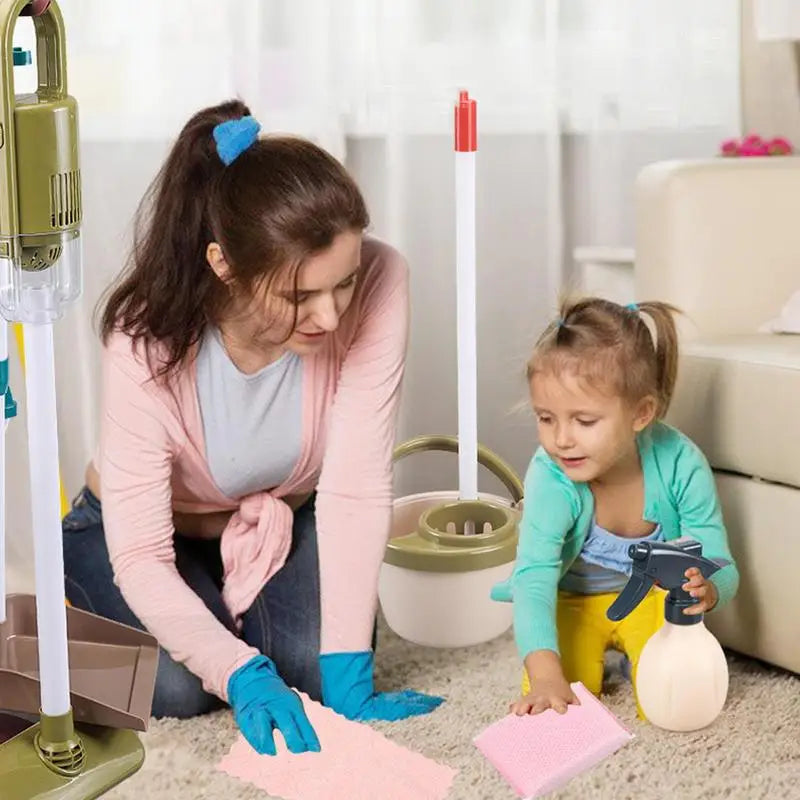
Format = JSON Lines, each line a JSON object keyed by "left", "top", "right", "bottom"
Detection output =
{"left": 107, "top": 618, "right": 800, "bottom": 800}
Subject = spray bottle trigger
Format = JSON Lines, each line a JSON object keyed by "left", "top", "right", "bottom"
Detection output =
{"left": 606, "top": 573, "right": 654, "bottom": 622}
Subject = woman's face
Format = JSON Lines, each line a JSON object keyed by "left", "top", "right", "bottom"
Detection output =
{"left": 210, "top": 230, "right": 362, "bottom": 356}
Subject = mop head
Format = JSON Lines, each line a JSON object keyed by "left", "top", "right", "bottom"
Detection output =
{"left": 217, "top": 692, "right": 457, "bottom": 800}
{"left": 473, "top": 682, "right": 634, "bottom": 798}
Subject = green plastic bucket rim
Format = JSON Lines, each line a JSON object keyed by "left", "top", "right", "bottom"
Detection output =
{"left": 385, "top": 436, "right": 523, "bottom": 573}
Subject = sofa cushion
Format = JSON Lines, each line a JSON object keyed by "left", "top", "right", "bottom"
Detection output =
{"left": 666, "top": 334, "right": 800, "bottom": 489}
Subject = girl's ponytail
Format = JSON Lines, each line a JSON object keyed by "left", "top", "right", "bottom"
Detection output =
{"left": 637, "top": 301, "right": 680, "bottom": 417}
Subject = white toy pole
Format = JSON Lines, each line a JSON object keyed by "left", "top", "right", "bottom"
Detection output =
{"left": 455, "top": 90, "right": 478, "bottom": 502}
{"left": 0, "top": 318, "right": 6, "bottom": 623}
{"left": 24, "top": 321, "right": 70, "bottom": 716}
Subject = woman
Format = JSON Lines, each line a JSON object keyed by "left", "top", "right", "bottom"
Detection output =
{"left": 63, "top": 100, "right": 443, "bottom": 756}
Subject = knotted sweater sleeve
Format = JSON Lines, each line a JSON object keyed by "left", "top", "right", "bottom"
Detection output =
{"left": 99, "top": 335, "right": 258, "bottom": 700}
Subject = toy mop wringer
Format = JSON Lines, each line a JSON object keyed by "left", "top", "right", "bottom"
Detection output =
{"left": 607, "top": 538, "right": 730, "bottom": 732}
{"left": 378, "top": 91, "right": 523, "bottom": 649}
{"left": 0, "top": 2, "right": 158, "bottom": 798}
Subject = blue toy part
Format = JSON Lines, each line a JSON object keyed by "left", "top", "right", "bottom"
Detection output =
{"left": 227, "top": 654, "right": 320, "bottom": 756}
{"left": 13, "top": 47, "right": 31, "bottom": 66}
{"left": 213, "top": 116, "right": 261, "bottom": 166}
{"left": 319, "top": 650, "right": 444, "bottom": 722}
{"left": 490, "top": 577, "right": 513, "bottom": 603}
{"left": 0, "top": 359, "right": 15, "bottom": 419}
{"left": 5, "top": 387, "right": 16, "bottom": 420}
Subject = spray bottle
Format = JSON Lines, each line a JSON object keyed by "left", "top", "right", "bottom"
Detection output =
{"left": 606, "top": 537, "right": 730, "bottom": 732}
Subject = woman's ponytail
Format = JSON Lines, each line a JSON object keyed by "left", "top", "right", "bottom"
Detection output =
{"left": 99, "top": 99, "right": 250, "bottom": 377}
{"left": 99, "top": 97, "right": 368, "bottom": 382}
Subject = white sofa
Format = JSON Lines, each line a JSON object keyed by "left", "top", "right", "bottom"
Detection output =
{"left": 635, "top": 158, "right": 800, "bottom": 674}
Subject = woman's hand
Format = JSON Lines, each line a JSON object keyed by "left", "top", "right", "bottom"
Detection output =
{"left": 320, "top": 651, "right": 444, "bottom": 721}
{"left": 681, "top": 567, "right": 718, "bottom": 615}
{"left": 228, "top": 655, "right": 320, "bottom": 755}
{"left": 510, "top": 674, "right": 581, "bottom": 716}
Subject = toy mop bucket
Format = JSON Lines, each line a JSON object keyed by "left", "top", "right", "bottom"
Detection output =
{"left": 379, "top": 435, "right": 523, "bottom": 648}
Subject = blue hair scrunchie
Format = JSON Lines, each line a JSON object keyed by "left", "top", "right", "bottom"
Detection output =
{"left": 213, "top": 116, "right": 261, "bottom": 166}
{"left": 625, "top": 302, "right": 640, "bottom": 313}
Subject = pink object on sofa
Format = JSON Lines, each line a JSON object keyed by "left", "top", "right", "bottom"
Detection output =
{"left": 473, "top": 682, "right": 634, "bottom": 798}
{"left": 217, "top": 693, "right": 458, "bottom": 800}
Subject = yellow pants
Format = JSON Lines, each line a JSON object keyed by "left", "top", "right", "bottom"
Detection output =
{"left": 521, "top": 587, "right": 665, "bottom": 719}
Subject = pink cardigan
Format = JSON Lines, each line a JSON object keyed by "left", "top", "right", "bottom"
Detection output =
{"left": 98, "top": 237, "right": 408, "bottom": 700}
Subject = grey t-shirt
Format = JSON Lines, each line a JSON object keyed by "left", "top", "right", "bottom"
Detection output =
{"left": 195, "top": 327, "right": 303, "bottom": 498}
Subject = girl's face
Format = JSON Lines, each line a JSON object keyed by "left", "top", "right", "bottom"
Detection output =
{"left": 212, "top": 230, "right": 362, "bottom": 357}
{"left": 530, "top": 368, "right": 655, "bottom": 484}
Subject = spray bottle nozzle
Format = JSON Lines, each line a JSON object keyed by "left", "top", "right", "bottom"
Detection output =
{"left": 606, "top": 538, "right": 730, "bottom": 626}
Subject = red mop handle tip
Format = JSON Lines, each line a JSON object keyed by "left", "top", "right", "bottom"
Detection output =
{"left": 454, "top": 89, "right": 477, "bottom": 152}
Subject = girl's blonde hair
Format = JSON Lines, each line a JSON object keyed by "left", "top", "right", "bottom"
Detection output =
{"left": 527, "top": 297, "right": 681, "bottom": 418}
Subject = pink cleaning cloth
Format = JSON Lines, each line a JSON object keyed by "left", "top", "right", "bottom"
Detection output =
{"left": 473, "top": 682, "right": 634, "bottom": 798}
{"left": 217, "top": 693, "right": 458, "bottom": 800}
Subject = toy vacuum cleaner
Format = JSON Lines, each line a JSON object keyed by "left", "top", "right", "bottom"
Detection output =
{"left": 378, "top": 92, "right": 524, "bottom": 649}
{"left": 0, "top": 2, "right": 158, "bottom": 797}
{"left": 607, "top": 537, "right": 730, "bottom": 732}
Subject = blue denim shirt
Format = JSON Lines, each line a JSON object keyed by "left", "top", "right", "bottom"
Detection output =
{"left": 559, "top": 518, "right": 663, "bottom": 594}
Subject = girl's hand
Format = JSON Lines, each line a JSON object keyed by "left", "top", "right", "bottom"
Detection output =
{"left": 682, "top": 567, "right": 718, "bottom": 615}
{"left": 509, "top": 675, "right": 581, "bottom": 716}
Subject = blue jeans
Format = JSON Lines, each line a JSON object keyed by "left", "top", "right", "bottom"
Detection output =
{"left": 62, "top": 487, "right": 322, "bottom": 719}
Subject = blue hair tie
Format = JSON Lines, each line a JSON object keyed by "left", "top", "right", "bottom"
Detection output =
{"left": 625, "top": 302, "right": 640, "bottom": 313}
{"left": 213, "top": 116, "right": 261, "bottom": 166}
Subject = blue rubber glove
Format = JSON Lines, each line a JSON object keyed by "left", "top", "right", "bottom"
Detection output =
{"left": 227, "top": 655, "right": 321, "bottom": 755}
{"left": 319, "top": 650, "right": 444, "bottom": 721}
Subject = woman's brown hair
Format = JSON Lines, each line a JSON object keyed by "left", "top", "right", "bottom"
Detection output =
{"left": 527, "top": 297, "right": 681, "bottom": 418}
{"left": 99, "top": 98, "right": 369, "bottom": 380}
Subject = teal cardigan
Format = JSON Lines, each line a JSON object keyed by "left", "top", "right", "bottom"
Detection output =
{"left": 491, "top": 421, "right": 740, "bottom": 660}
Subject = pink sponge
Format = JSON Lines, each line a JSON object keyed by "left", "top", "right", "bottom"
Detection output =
{"left": 217, "top": 692, "right": 457, "bottom": 800}
{"left": 473, "top": 682, "right": 634, "bottom": 798}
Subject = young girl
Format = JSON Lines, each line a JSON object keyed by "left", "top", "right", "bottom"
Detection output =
{"left": 500, "top": 297, "right": 739, "bottom": 717}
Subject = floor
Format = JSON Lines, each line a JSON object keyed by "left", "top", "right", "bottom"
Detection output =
{"left": 92, "top": 617, "right": 800, "bottom": 800}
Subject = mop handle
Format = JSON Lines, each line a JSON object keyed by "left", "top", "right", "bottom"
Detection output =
{"left": 24, "top": 322, "right": 71, "bottom": 717}
{"left": 0, "top": 319, "right": 6, "bottom": 623}
{"left": 12, "top": 322, "right": 70, "bottom": 516}
{"left": 455, "top": 90, "right": 478, "bottom": 501}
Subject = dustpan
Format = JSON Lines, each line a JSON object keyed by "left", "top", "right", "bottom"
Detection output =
{"left": 0, "top": 2, "right": 158, "bottom": 796}
{"left": 1, "top": 594, "right": 157, "bottom": 731}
